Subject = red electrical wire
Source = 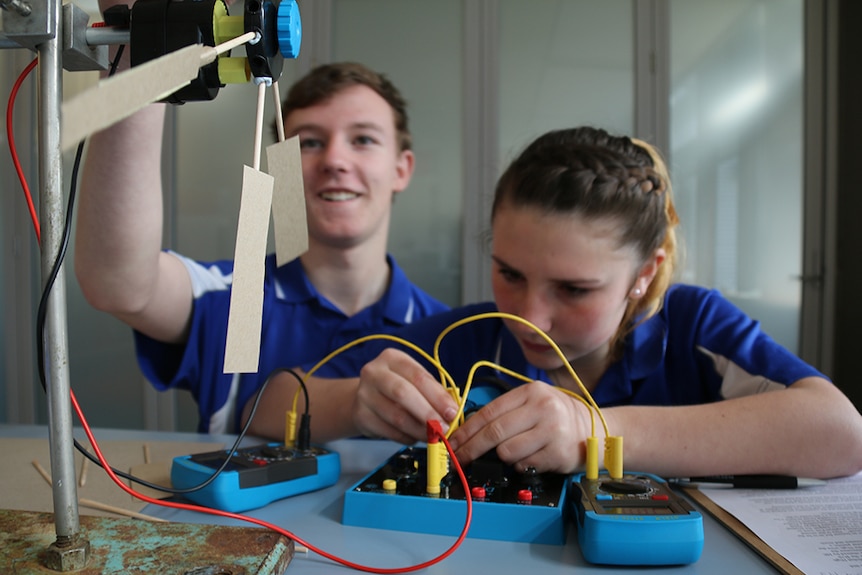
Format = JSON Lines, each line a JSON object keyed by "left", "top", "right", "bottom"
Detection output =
{"left": 10, "top": 53, "right": 473, "bottom": 572}
{"left": 6, "top": 57, "right": 41, "bottom": 244}
{"left": 71, "top": 390, "right": 472, "bottom": 573}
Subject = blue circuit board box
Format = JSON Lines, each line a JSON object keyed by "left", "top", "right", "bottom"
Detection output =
{"left": 342, "top": 446, "right": 569, "bottom": 545}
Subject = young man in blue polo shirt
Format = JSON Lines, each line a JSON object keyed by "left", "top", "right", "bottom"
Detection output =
{"left": 76, "top": 52, "right": 448, "bottom": 433}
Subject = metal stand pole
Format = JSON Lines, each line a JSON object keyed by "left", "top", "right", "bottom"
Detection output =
{"left": 37, "top": 0, "right": 89, "bottom": 568}
{"left": 1, "top": 3, "right": 292, "bottom": 572}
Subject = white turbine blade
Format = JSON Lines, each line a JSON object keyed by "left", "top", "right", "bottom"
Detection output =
{"left": 223, "top": 165, "right": 274, "bottom": 374}
{"left": 61, "top": 44, "right": 211, "bottom": 150}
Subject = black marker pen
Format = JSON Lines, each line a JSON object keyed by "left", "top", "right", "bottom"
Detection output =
{"left": 669, "top": 474, "right": 826, "bottom": 489}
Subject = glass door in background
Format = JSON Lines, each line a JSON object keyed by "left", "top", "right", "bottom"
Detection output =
{"left": 669, "top": 0, "right": 804, "bottom": 352}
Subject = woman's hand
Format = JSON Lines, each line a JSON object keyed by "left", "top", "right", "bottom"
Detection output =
{"left": 353, "top": 348, "right": 460, "bottom": 445}
{"left": 448, "top": 381, "right": 594, "bottom": 474}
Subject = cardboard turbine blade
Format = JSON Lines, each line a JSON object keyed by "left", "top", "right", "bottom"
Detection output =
{"left": 61, "top": 44, "right": 211, "bottom": 150}
{"left": 223, "top": 166, "right": 274, "bottom": 374}
{"left": 266, "top": 135, "right": 308, "bottom": 266}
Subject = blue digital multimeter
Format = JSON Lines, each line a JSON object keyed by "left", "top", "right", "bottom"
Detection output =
{"left": 171, "top": 442, "right": 340, "bottom": 512}
{"left": 570, "top": 471, "right": 704, "bottom": 565}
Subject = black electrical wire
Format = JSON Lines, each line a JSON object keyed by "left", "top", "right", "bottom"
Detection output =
{"left": 33, "top": 43, "right": 313, "bottom": 495}
{"left": 280, "top": 366, "right": 310, "bottom": 414}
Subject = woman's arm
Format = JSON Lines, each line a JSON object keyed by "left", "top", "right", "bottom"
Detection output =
{"left": 608, "top": 376, "right": 862, "bottom": 479}
{"left": 245, "top": 346, "right": 862, "bottom": 480}
{"left": 451, "top": 376, "right": 862, "bottom": 479}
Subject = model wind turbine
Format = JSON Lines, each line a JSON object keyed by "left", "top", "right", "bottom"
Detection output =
{"left": 62, "top": 0, "right": 308, "bottom": 373}
{"left": 0, "top": 0, "right": 305, "bottom": 570}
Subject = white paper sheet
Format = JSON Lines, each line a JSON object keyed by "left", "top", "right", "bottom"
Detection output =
{"left": 699, "top": 471, "right": 862, "bottom": 575}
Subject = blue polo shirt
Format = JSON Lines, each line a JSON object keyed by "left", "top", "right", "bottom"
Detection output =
{"left": 134, "top": 252, "right": 449, "bottom": 433}
{"left": 348, "top": 284, "right": 826, "bottom": 409}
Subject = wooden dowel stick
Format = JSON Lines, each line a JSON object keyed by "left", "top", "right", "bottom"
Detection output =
{"left": 203, "top": 31, "right": 258, "bottom": 63}
{"left": 79, "top": 455, "right": 89, "bottom": 487}
{"left": 78, "top": 498, "right": 169, "bottom": 523}
{"left": 33, "top": 459, "right": 167, "bottom": 523}
{"left": 272, "top": 80, "right": 285, "bottom": 142}
{"left": 253, "top": 80, "right": 267, "bottom": 170}
{"left": 32, "top": 459, "right": 52, "bottom": 486}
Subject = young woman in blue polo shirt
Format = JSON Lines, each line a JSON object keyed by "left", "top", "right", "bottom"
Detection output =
{"left": 265, "top": 127, "right": 862, "bottom": 480}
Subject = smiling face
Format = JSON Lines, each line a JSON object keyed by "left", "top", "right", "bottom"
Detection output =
{"left": 491, "top": 203, "right": 659, "bottom": 375}
{"left": 284, "top": 84, "right": 415, "bottom": 250}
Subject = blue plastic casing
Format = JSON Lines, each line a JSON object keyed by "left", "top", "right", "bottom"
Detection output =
{"left": 276, "top": 0, "right": 301, "bottom": 57}
{"left": 171, "top": 443, "right": 340, "bottom": 512}
{"left": 342, "top": 446, "right": 569, "bottom": 545}
{"left": 570, "top": 471, "right": 704, "bottom": 565}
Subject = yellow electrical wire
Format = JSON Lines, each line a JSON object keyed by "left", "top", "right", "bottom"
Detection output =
{"left": 284, "top": 311, "right": 620, "bottom": 477}
{"left": 455, "top": 359, "right": 597, "bottom": 439}
{"left": 432, "top": 312, "right": 609, "bottom": 436}
{"left": 290, "top": 333, "right": 458, "bottom": 416}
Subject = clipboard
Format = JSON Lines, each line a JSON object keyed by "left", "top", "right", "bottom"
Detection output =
{"left": 682, "top": 486, "right": 803, "bottom": 575}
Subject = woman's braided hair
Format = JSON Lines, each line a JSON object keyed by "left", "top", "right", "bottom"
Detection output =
{"left": 491, "top": 127, "right": 680, "bottom": 358}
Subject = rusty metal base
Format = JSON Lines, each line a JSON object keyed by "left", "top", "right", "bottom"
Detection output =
{"left": 0, "top": 509, "right": 293, "bottom": 574}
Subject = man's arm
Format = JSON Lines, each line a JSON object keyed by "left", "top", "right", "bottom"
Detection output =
{"left": 242, "top": 350, "right": 461, "bottom": 444}
{"left": 76, "top": 5, "right": 194, "bottom": 344}
{"left": 242, "top": 371, "right": 360, "bottom": 442}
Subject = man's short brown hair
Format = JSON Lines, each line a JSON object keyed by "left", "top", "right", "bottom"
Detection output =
{"left": 281, "top": 62, "right": 412, "bottom": 152}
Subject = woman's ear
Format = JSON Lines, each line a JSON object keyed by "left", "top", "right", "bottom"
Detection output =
{"left": 630, "top": 248, "right": 666, "bottom": 299}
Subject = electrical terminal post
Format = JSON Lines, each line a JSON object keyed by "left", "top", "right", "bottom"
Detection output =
{"left": 585, "top": 436, "right": 600, "bottom": 480}
{"left": 284, "top": 409, "right": 298, "bottom": 447}
{"left": 425, "top": 420, "right": 449, "bottom": 496}
{"left": 605, "top": 436, "right": 624, "bottom": 479}
{"left": 585, "top": 435, "right": 624, "bottom": 479}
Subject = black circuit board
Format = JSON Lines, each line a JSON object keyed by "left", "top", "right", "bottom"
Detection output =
{"left": 350, "top": 446, "right": 566, "bottom": 507}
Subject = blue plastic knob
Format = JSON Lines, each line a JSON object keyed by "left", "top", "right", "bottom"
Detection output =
{"left": 277, "top": 0, "right": 302, "bottom": 58}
